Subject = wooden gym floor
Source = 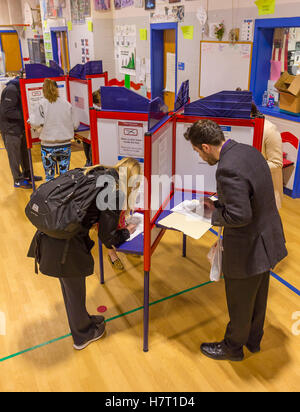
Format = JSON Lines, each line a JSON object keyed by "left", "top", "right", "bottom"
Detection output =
{"left": 0, "top": 138, "right": 299, "bottom": 392}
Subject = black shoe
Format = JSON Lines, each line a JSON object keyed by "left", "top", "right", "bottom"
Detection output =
{"left": 200, "top": 341, "right": 244, "bottom": 362}
{"left": 25, "top": 175, "right": 43, "bottom": 182}
{"left": 14, "top": 179, "right": 32, "bottom": 189}
{"left": 246, "top": 343, "right": 261, "bottom": 353}
{"left": 73, "top": 323, "right": 106, "bottom": 351}
{"left": 90, "top": 315, "right": 105, "bottom": 325}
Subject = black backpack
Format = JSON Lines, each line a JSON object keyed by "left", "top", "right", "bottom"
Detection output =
{"left": 25, "top": 167, "right": 117, "bottom": 239}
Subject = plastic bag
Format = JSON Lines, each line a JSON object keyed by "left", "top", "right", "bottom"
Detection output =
{"left": 207, "top": 227, "right": 223, "bottom": 282}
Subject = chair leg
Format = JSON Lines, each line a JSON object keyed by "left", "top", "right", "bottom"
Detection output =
{"left": 182, "top": 233, "right": 187, "bottom": 257}
{"left": 99, "top": 238, "right": 104, "bottom": 284}
{"left": 143, "top": 270, "right": 150, "bottom": 352}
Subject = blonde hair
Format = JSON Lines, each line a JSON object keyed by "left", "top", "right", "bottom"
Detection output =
{"left": 43, "top": 78, "right": 59, "bottom": 103}
{"left": 85, "top": 157, "right": 141, "bottom": 215}
{"left": 92, "top": 90, "right": 101, "bottom": 105}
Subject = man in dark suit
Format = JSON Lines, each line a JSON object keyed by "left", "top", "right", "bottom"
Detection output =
{"left": 184, "top": 119, "right": 287, "bottom": 361}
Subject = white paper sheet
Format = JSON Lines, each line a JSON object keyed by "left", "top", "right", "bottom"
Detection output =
{"left": 171, "top": 199, "right": 211, "bottom": 224}
{"left": 126, "top": 212, "right": 144, "bottom": 242}
{"left": 165, "top": 52, "right": 176, "bottom": 93}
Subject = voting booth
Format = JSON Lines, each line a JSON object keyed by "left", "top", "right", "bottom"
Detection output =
{"left": 89, "top": 86, "right": 169, "bottom": 167}
{"left": 19, "top": 62, "right": 107, "bottom": 189}
{"left": 20, "top": 64, "right": 69, "bottom": 190}
{"left": 91, "top": 89, "right": 265, "bottom": 352}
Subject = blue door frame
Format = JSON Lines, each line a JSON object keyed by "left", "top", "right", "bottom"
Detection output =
{"left": 150, "top": 23, "right": 178, "bottom": 101}
{"left": 250, "top": 17, "right": 300, "bottom": 108}
{"left": 250, "top": 17, "right": 300, "bottom": 199}
{"left": 50, "top": 26, "right": 69, "bottom": 69}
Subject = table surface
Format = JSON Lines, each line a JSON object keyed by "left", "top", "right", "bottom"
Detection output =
{"left": 116, "top": 190, "right": 210, "bottom": 255}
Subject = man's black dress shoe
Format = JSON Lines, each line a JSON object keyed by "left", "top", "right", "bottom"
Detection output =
{"left": 200, "top": 341, "right": 244, "bottom": 362}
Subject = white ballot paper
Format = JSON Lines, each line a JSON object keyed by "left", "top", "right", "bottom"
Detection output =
{"left": 158, "top": 199, "right": 212, "bottom": 240}
{"left": 126, "top": 213, "right": 144, "bottom": 242}
{"left": 171, "top": 199, "right": 211, "bottom": 224}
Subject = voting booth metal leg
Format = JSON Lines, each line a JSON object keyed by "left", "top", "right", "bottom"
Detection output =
{"left": 143, "top": 271, "right": 150, "bottom": 352}
{"left": 182, "top": 234, "right": 187, "bottom": 257}
{"left": 98, "top": 238, "right": 105, "bottom": 284}
{"left": 27, "top": 148, "right": 36, "bottom": 192}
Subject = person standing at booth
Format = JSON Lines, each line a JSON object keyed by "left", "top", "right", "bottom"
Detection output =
{"left": 184, "top": 119, "right": 287, "bottom": 362}
{"left": 0, "top": 77, "right": 42, "bottom": 188}
{"left": 236, "top": 89, "right": 283, "bottom": 209}
{"left": 29, "top": 78, "right": 79, "bottom": 182}
{"left": 251, "top": 102, "right": 283, "bottom": 209}
{"left": 27, "top": 157, "right": 140, "bottom": 350}
{"left": 83, "top": 90, "right": 102, "bottom": 167}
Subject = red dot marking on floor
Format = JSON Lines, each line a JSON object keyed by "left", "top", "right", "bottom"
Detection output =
{"left": 97, "top": 306, "right": 107, "bottom": 313}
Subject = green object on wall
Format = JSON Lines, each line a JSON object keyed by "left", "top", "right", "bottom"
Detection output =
{"left": 125, "top": 74, "right": 131, "bottom": 89}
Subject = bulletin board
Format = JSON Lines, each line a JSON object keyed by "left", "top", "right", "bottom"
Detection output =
{"left": 199, "top": 41, "right": 253, "bottom": 98}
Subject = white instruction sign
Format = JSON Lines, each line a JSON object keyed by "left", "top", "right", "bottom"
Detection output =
{"left": 118, "top": 121, "right": 144, "bottom": 158}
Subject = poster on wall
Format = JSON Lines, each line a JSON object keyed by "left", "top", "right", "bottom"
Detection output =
{"left": 81, "top": 38, "right": 91, "bottom": 63}
{"left": 94, "top": 0, "right": 111, "bottom": 10}
{"left": 118, "top": 47, "right": 136, "bottom": 76}
{"left": 145, "top": 0, "right": 155, "bottom": 10}
{"left": 114, "top": 0, "right": 134, "bottom": 9}
{"left": 46, "top": 0, "right": 66, "bottom": 18}
{"left": 71, "top": 0, "right": 91, "bottom": 24}
{"left": 150, "top": 5, "right": 184, "bottom": 23}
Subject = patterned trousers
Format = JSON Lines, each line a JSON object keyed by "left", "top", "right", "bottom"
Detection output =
{"left": 41, "top": 144, "right": 71, "bottom": 182}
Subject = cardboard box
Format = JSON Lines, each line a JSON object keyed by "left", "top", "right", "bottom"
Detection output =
{"left": 275, "top": 72, "right": 300, "bottom": 113}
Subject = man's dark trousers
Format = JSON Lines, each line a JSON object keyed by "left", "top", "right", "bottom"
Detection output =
{"left": 2, "top": 132, "right": 30, "bottom": 183}
{"left": 224, "top": 271, "right": 270, "bottom": 352}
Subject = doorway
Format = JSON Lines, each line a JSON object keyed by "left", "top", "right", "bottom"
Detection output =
{"left": 150, "top": 23, "right": 178, "bottom": 112}
{"left": 50, "top": 27, "right": 70, "bottom": 73}
{"left": 0, "top": 31, "right": 22, "bottom": 73}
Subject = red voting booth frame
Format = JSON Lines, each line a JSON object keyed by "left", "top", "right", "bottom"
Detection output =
{"left": 19, "top": 72, "right": 108, "bottom": 190}
{"left": 90, "top": 106, "right": 265, "bottom": 352}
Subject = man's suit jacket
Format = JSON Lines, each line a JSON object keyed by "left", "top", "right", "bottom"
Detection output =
{"left": 212, "top": 140, "right": 287, "bottom": 279}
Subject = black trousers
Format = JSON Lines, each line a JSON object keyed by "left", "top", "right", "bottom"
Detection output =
{"left": 59, "top": 276, "right": 99, "bottom": 346}
{"left": 224, "top": 271, "right": 270, "bottom": 352}
{"left": 2, "top": 132, "right": 30, "bottom": 183}
{"left": 83, "top": 141, "right": 92, "bottom": 166}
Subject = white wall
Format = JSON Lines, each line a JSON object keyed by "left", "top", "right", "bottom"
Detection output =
{"left": 4, "top": 0, "right": 300, "bottom": 98}
{"left": 106, "top": 0, "right": 300, "bottom": 101}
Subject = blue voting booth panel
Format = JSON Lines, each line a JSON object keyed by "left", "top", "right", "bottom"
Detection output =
{"left": 69, "top": 60, "right": 103, "bottom": 80}
{"left": 25, "top": 63, "right": 64, "bottom": 79}
{"left": 184, "top": 90, "right": 252, "bottom": 118}
{"left": 174, "top": 80, "right": 189, "bottom": 112}
{"left": 100, "top": 86, "right": 150, "bottom": 113}
{"left": 148, "top": 96, "right": 168, "bottom": 130}
{"left": 49, "top": 60, "right": 65, "bottom": 76}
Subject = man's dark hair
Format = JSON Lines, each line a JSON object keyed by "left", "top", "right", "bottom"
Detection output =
{"left": 184, "top": 120, "right": 225, "bottom": 149}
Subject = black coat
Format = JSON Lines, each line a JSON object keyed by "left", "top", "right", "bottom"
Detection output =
{"left": 212, "top": 140, "right": 287, "bottom": 279}
{"left": 0, "top": 78, "right": 25, "bottom": 136}
{"left": 27, "top": 195, "right": 130, "bottom": 278}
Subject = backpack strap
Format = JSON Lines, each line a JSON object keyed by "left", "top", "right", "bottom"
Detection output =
{"left": 34, "top": 232, "right": 44, "bottom": 275}
{"left": 61, "top": 239, "right": 70, "bottom": 266}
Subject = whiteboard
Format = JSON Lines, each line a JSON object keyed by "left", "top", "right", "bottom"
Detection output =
{"left": 199, "top": 41, "right": 253, "bottom": 98}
